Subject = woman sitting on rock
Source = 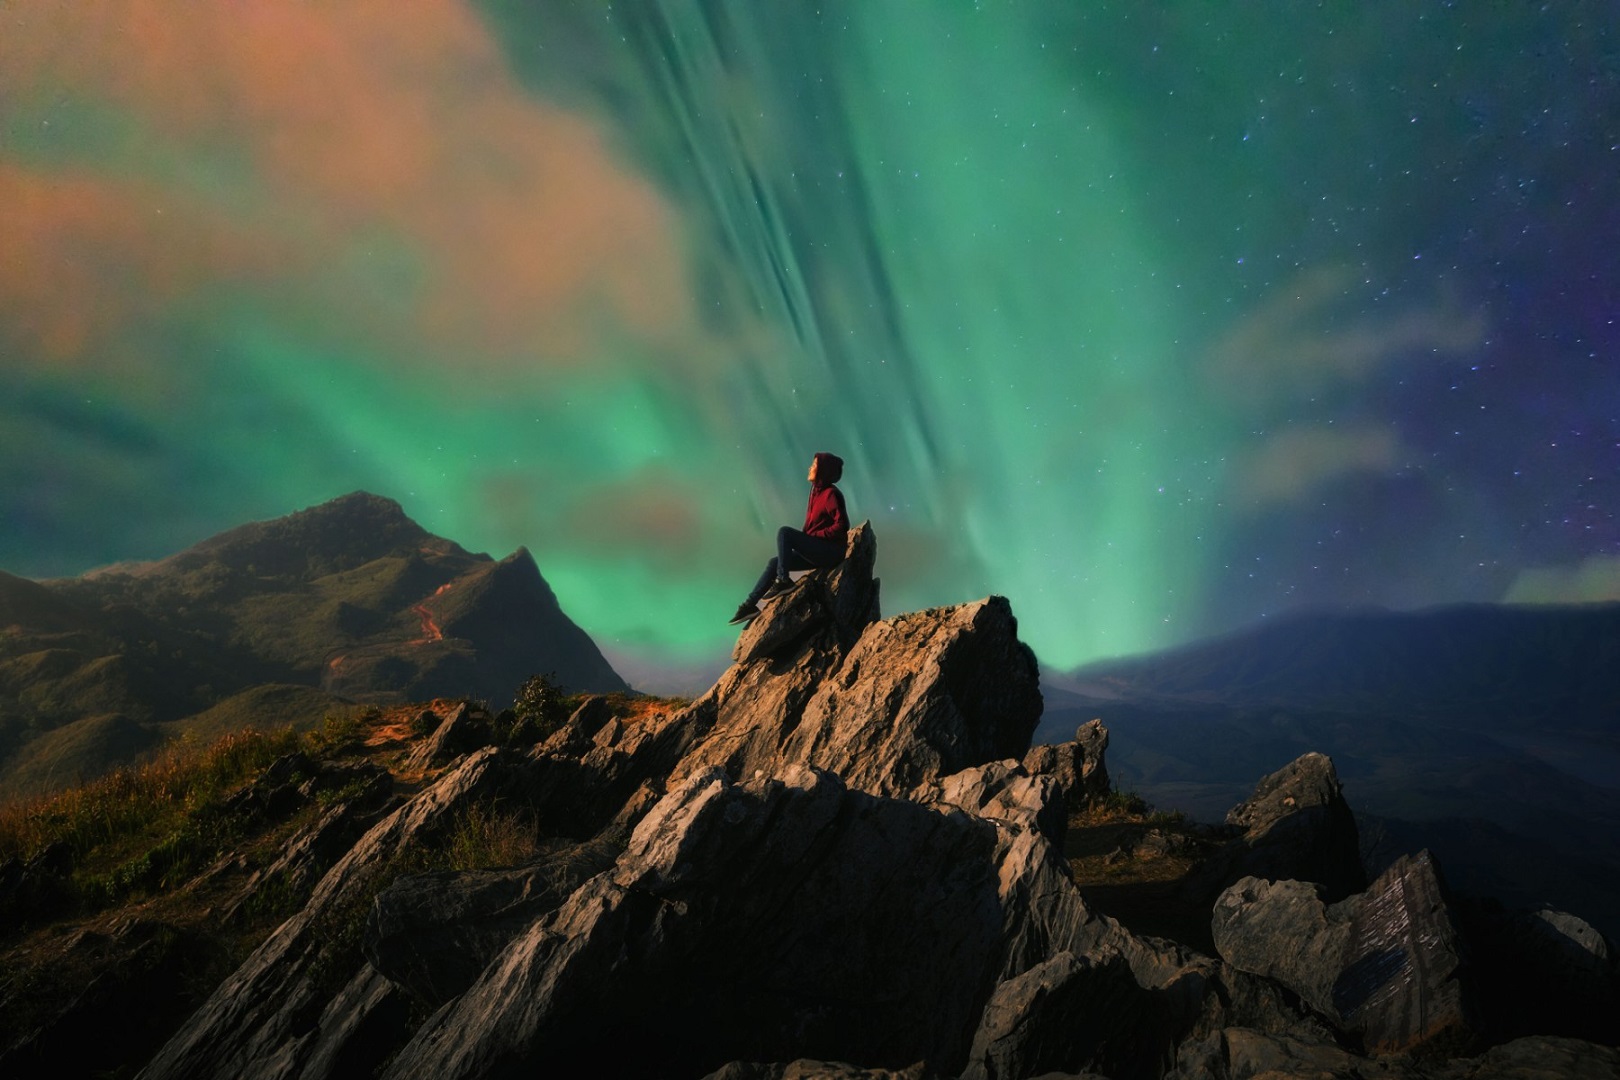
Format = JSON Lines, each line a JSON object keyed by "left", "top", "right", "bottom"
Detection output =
{"left": 730, "top": 452, "right": 850, "bottom": 625}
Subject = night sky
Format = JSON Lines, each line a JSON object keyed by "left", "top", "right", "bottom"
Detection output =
{"left": 2, "top": 1, "right": 1617, "bottom": 676}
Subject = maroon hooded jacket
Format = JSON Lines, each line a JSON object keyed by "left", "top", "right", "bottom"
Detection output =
{"left": 804, "top": 451, "right": 849, "bottom": 543}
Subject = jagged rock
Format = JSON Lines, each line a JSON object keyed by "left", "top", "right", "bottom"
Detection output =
{"left": 1184, "top": 752, "right": 1364, "bottom": 910}
{"left": 771, "top": 597, "right": 1042, "bottom": 799}
{"left": 280, "top": 965, "right": 410, "bottom": 1080}
{"left": 961, "top": 949, "right": 1170, "bottom": 1080}
{"left": 703, "top": 1063, "right": 933, "bottom": 1080}
{"left": 537, "top": 694, "right": 620, "bottom": 756}
{"left": 1023, "top": 719, "right": 1110, "bottom": 812}
{"left": 380, "top": 764, "right": 1020, "bottom": 1078}
{"left": 405, "top": 702, "right": 493, "bottom": 771}
{"left": 224, "top": 753, "right": 312, "bottom": 821}
{"left": 381, "top": 753, "right": 1278, "bottom": 1080}
{"left": 0, "top": 918, "right": 206, "bottom": 1080}
{"left": 1461, "top": 902, "right": 1620, "bottom": 1044}
{"left": 685, "top": 592, "right": 1041, "bottom": 802}
{"left": 916, "top": 758, "right": 1065, "bottom": 842}
{"left": 1166, "top": 1029, "right": 1620, "bottom": 1080}
{"left": 363, "top": 835, "right": 621, "bottom": 1005}
{"left": 733, "top": 522, "right": 880, "bottom": 665}
{"left": 137, "top": 747, "right": 532, "bottom": 1080}
{"left": 520, "top": 527, "right": 1043, "bottom": 841}
{"left": 296, "top": 758, "right": 392, "bottom": 803}
{"left": 224, "top": 770, "right": 396, "bottom": 924}
{"left": 1212, "top": 850, "right": 1478, "bottom": 1055}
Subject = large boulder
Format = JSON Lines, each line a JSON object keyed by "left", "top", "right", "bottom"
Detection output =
{"left": 403, "top": 701, "right": 493, "bottom": 772}
{"left": 1212, "top": 850, "right": 1478, "bottom": 1055}
{"left": 1461, "top": 902, "right": 1620, "bottom": 1045}
{"left": 768, "top": 596, "right": 1043, "bottom": 798}
{"left": 1184, "top": 751, "right": 1364, "bottom": 912}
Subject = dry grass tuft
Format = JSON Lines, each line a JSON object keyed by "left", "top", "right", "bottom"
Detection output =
{"left": 0, "top": 726, "right": 303, "bottom": 865}
{"left": 443, "top": 802, "right": 542, "bottom": 871}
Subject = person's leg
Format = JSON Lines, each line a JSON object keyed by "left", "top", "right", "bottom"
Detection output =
{"left": 776, "top": 526, "right": 845, "bottom": 573}
{"left": 743, "top": 555, "right": 781, "bottom": 607}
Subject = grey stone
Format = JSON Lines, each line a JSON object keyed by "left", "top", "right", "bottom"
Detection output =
{"left": 1184, "top": 751, "right": 1364, "bottom": 911}
{"left": 961, "top": 949, "right": 1167, "bottom": 1080}
{"left": 362, "top": 835, "right": 620, "bottom": 1005}
{"left": 772, "top": 597, "right": 1042, "bottom": 799}
{"left": 1023, "top": 719, "right": 1111, "bottom": 812}
{"left": 1212, "top": 851, "right": 1478, "bottom": 1055}
{"left": 137, "top": 747, "right": 530, "bottom": 1080}
{"left": 405, "top": 702, "right": 492, "bottom": 771}
{"left": 381, "top": 764, "right": 1056, "bottom": 1078}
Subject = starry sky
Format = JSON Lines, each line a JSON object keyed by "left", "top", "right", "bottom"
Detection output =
{"left": 2, "top": 1, "right": 1617, "bottom": 678}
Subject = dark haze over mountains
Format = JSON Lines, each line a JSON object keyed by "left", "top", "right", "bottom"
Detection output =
{"left": 1039, "top": 602, "right": 1620, "bottom": 937}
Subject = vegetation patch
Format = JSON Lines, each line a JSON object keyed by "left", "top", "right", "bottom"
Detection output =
{"left": 303, "top": 798, "right": 546, "bottom": 999}
{"left": 0, "top": 711, "right": 381, "bottom": 921}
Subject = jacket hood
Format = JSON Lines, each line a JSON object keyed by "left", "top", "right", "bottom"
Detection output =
{"left": 813, "top": 451, "right": 844, "bottom": 486}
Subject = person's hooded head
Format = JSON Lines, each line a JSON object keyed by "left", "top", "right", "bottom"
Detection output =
{"left": 810, "top": 451, "right": 844, "bottom": 487}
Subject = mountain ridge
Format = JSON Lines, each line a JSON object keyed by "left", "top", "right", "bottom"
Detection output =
{"left": 1065, "top": 600, "right": 1620, "bottom": 727}
{"left": 1040, "top": 600, "right": 1620, "bottom": 938}
{"left": 0, "top": 492, "right": 627, "bottom": 798}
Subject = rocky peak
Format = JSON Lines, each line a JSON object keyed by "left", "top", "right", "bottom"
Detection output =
{"left": 672, "top": 523, "right": 1042, "bottom": 800}
{"left": 157, "top": 492, "right": 439, "bottom": 582}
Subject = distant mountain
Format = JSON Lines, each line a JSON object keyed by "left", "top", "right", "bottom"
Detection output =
{"left": 1036, "top": 603, "right": 1620, "bottom": 937}
{"left": 0, "top": 492, "right": 627, "bottom": 796}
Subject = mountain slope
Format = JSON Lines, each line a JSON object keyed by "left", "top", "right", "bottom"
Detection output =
{"left": 0, "top": 493, "right": 626, "bottom": 796}
{"left": 1065, "top": 602, "right": 1620, "bottom": 730}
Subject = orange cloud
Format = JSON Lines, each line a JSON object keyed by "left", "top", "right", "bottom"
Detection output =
{"left": 0, "top": 0, "right": 696, "bottom": 370}
{"left": 0, "top": 163, "right": 289, "bottom": 370}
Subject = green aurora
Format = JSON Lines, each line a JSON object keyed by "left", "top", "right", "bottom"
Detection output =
{"left": 3, "top": 2, "right": 1616, "bottom": 676}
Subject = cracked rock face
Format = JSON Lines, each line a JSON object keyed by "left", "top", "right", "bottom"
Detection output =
{"left": 1213, "top": 850, "right": 1478, "bottom": 1055}
{"left": 677, "top": 525, "right": 1040, "bottom": 803}
{"left": 136, "top": 748, "right": 533, "bottom": 1080}
{"left": 380, "top": 765, "right": 1022, "bottom": 1078}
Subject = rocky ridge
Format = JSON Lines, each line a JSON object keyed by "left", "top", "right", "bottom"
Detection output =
{"left": 13, "top": 522, "right": 1614, "bottom": 1078}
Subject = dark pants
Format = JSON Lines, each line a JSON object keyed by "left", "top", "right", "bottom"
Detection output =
{"left": 745, "top": 526, "right": 846, "bottom": 605}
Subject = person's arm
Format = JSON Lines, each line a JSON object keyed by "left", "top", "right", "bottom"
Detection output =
{"left": 804, "top": 488, "right": 848, "bottom": 539}
{"left": 829, "top": 488, "right": 849, "bottom": 535}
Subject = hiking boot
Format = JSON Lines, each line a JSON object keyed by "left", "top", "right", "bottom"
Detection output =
{"left": 760, "top": 577, "right": 797, "bottom": 600}
{"left": 728, "top": 603, "right": 762, "bottom": 625}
